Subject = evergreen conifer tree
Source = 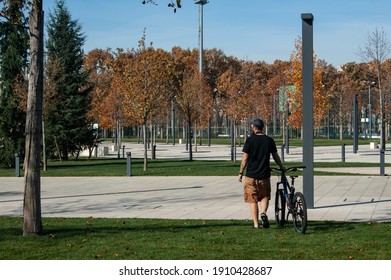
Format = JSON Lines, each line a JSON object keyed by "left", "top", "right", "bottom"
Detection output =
{"left": 45, "top": 0, "right": 93, "bottom": 160}
{"left": 0, "top": 0, "right": 29, "bottom": 167}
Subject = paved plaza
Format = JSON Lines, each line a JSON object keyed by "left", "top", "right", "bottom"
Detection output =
{"left": 0, "top": 142, "right": 390, "bottom": 222}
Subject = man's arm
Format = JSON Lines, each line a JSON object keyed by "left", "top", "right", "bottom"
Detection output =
{"left": 272, "top": 152, "right": 286, "bottom": 171}
{"left": 238, "top": 152, "right": 248, "bottom": 182}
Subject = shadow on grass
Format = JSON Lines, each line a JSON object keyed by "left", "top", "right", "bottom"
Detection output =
{"left": 306, "top": 220, "right": 358, "bottom": 233}
{"left": 47, "top": 220, "right": 247, "bottom": 235}
{"left": 1, "top": 218, "right": 364, "bottom": 239}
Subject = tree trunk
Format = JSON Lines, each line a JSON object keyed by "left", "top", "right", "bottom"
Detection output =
{"left": 150, "top": 124, "right": 153, "bottom": 160}
{"left": 23, "top": 1, "right": 43, "bottom": 236}
{"left": 54, "top": 136, "right": 62, "bottom": 161}
{"left": 117, "top": 121, "right": 121, "bottom": 159}
{"left": 188, "top": 117, "right": 193, "bottom": 161}
{"left": 166, "top": 112, "right": 169, "bottom": 144}
{"left": 233, "top": 122, "right": 237, "bottom": 162}
{"left": 194, "top": 123, "right": 197, "bottom": 153}
{"left": 143, "top": 123, "right": 148, "bottom": 171}
{"left": 339, "top": 94, "right": 343, "bottom": 141}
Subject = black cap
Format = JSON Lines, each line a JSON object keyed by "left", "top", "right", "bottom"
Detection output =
{"left": 251, "top": 118, "right": 264, "bottom": 130}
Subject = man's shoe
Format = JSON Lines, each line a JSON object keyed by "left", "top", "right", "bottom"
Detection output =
{"left": 260, "top": 213, "right": 270, "bottom": 229}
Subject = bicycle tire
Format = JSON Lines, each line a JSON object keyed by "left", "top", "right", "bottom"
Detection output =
{"left": 292, "top": 192, "right": 307, "bottom": 234}
{"left": 275, "top": 189, "right": 286, "bottom": 227}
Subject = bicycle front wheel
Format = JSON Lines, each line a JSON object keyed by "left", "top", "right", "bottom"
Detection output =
{"left": 275, "top": 189, "right": 286, "bottom": 227}
{"left": 292, "top": 192, "right": 307, "bottom": 234}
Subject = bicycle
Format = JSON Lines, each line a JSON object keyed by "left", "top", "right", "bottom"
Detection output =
{"left": 271, "top": 166, "right": 307, "bottom": 234}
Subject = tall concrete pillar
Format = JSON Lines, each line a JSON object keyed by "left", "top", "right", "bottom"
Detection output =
{"left": 302, "top": 13, "right": 314, "bottom": 209}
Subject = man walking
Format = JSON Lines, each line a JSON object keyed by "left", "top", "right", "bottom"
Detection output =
{"left": 238, "top": 119, "right": 285, "bottom": 229}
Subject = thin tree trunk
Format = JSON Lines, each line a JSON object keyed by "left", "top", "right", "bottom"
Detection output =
{"left": 23, "top": 1, "right": 43, "bottom": 236}
{"left": 339, "top": 94, "right": 344, "bottom": 140}
{"left": 233, "top": 122, "right": 237, "bottom": 162}
{"left": 117, "top": 121, "right": 121, "bottom": 159}
{"left": 151, "top": 124, "right": 154, "bottom": 150}
{"left": 188, "top": 117, "right": 193, "bottom": 161}
{"left": 54, "top": 136, "right": 62, "bottom": 161}
{"left": 143, "top": 123, "right": 148, "bottom": 171}
{"left": 166, "top": 111, "right": 170, "bottom": 144}
{"left": 194, "top": 123, "right": 197, "bottom": 153}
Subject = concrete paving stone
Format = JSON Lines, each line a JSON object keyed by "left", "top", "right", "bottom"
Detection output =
{"left": 1, "top": 142, "right": 391, "bottom": 222}
{"left": 1, "top": 175, "right": 389, "bottom": 222}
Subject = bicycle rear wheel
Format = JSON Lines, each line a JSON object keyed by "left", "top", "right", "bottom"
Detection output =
{"left": 292, "top": 192, "right": 307, "bottom": 234}
{"left": 275, "top": 189, "right": 286, "bottom": 227}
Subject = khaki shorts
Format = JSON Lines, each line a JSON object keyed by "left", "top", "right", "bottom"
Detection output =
{"left": 243, "top": 177, "right": 271, "bottom": 203}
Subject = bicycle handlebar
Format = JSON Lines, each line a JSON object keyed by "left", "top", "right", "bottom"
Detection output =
{"left": 271, "top": 166, "right": 306, "bottom": 173}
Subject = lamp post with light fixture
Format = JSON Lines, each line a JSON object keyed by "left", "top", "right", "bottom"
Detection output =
{"left": 194, "top": 0, "right": 208, "bottom": 73}
{"left": 194, "top": 0, "right": 210, "bottom": 146}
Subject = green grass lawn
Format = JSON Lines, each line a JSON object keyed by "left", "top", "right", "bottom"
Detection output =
{"left": 1, "top": 157, "right": 388, "bottom": 177}
{"left": 123, "top": 137, "right": 375, "bottom": 147}
{"left": 0, "top": 217, "right": 389, "bottom": 260}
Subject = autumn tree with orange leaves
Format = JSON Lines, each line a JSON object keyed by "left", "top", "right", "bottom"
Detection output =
{"left": 249, "top": 61, "right": 273, "bottom": 132}
{"left": 202, "top": 49, "right": 238, "bottom": 131}
{"left": 265, "top": 60, "right": 291, "bottom": 135}
{"left": 122, "top": 35, "right": 175, "bottom": 170}
{"left": 174, "top": 49, "right": 212, "bottom": 160}
{"left": 218, "top": 61, "right": 260, "bottom": 161}
{"left": 84, "top": 48, "right": 114, "bottom": 132}
{"left": 286, "top": 37, "right": 330, "bottom": 131}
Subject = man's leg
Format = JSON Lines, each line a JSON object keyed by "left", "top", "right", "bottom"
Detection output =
{"left": 259, "top": 179, "right": 271, "bottom": 215}
{"left": 259, "top": 197, "right": 270, "bottom": 228}
{"left": 259, "top": 196, "right": 269, "bottom": 214}
{"left": 259, "top": 178, "right": 271, "bottom": 228}
{"left": 250, "top": 202, "right": 259, "bottom": 228}
{"left": 244, "top": 177, "right": 260, "bottom": 228}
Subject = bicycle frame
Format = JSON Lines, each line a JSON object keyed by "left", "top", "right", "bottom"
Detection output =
{"left": 273, "top": 166, "right": 307, "bottom": 234}
{"left": 276, "top": 172, "right": 296, "bottom": 216}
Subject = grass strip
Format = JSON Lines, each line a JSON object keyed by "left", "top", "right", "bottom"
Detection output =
{"left": 0, "top": 217, "right": 390, "bottom": 260}
{"left": 1, "top": 158, "right": 389, "bottom": 177}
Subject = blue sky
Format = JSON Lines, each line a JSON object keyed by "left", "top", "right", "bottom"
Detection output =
{"left": 43, "top": 0, "right": 391, "bottom": 67}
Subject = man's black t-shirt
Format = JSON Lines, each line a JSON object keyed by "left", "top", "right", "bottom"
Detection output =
{"left": 242, "top": 134, "right": 277, "bottom": 179}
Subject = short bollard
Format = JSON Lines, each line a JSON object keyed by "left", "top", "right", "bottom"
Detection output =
{"left": 122, "top": 145, "right": 126, "bottom": 158}
{"left": 281, "top": 145, "right": 285, "bottom": 162}
{"left": 152, "top": 145, "right": 156, "bottom": 159}
{"left": 380, "top": 149, "right": 385, "bottom": 176}
{"left": 126, "top": 152, "right": 132, "bottom": 177}
{"left": 94, "top": 144, "right": 98, "bottom": 157}
{"left": 15, "top": 153, "right": 20, "bottom": 177}
{"left": 341, "top": 144, "right": 345, "bottom": 162}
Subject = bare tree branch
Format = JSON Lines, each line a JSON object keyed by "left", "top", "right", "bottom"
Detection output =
{"left": 358, "top": 26, "right": 390, "bottom": 150}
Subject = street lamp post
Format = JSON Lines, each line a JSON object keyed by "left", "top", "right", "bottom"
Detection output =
{"left": 194, "top": 0, "right": 209, "bottom": 145}
{"left": 194, "top": 1, "right": 208, "bottom": 72}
